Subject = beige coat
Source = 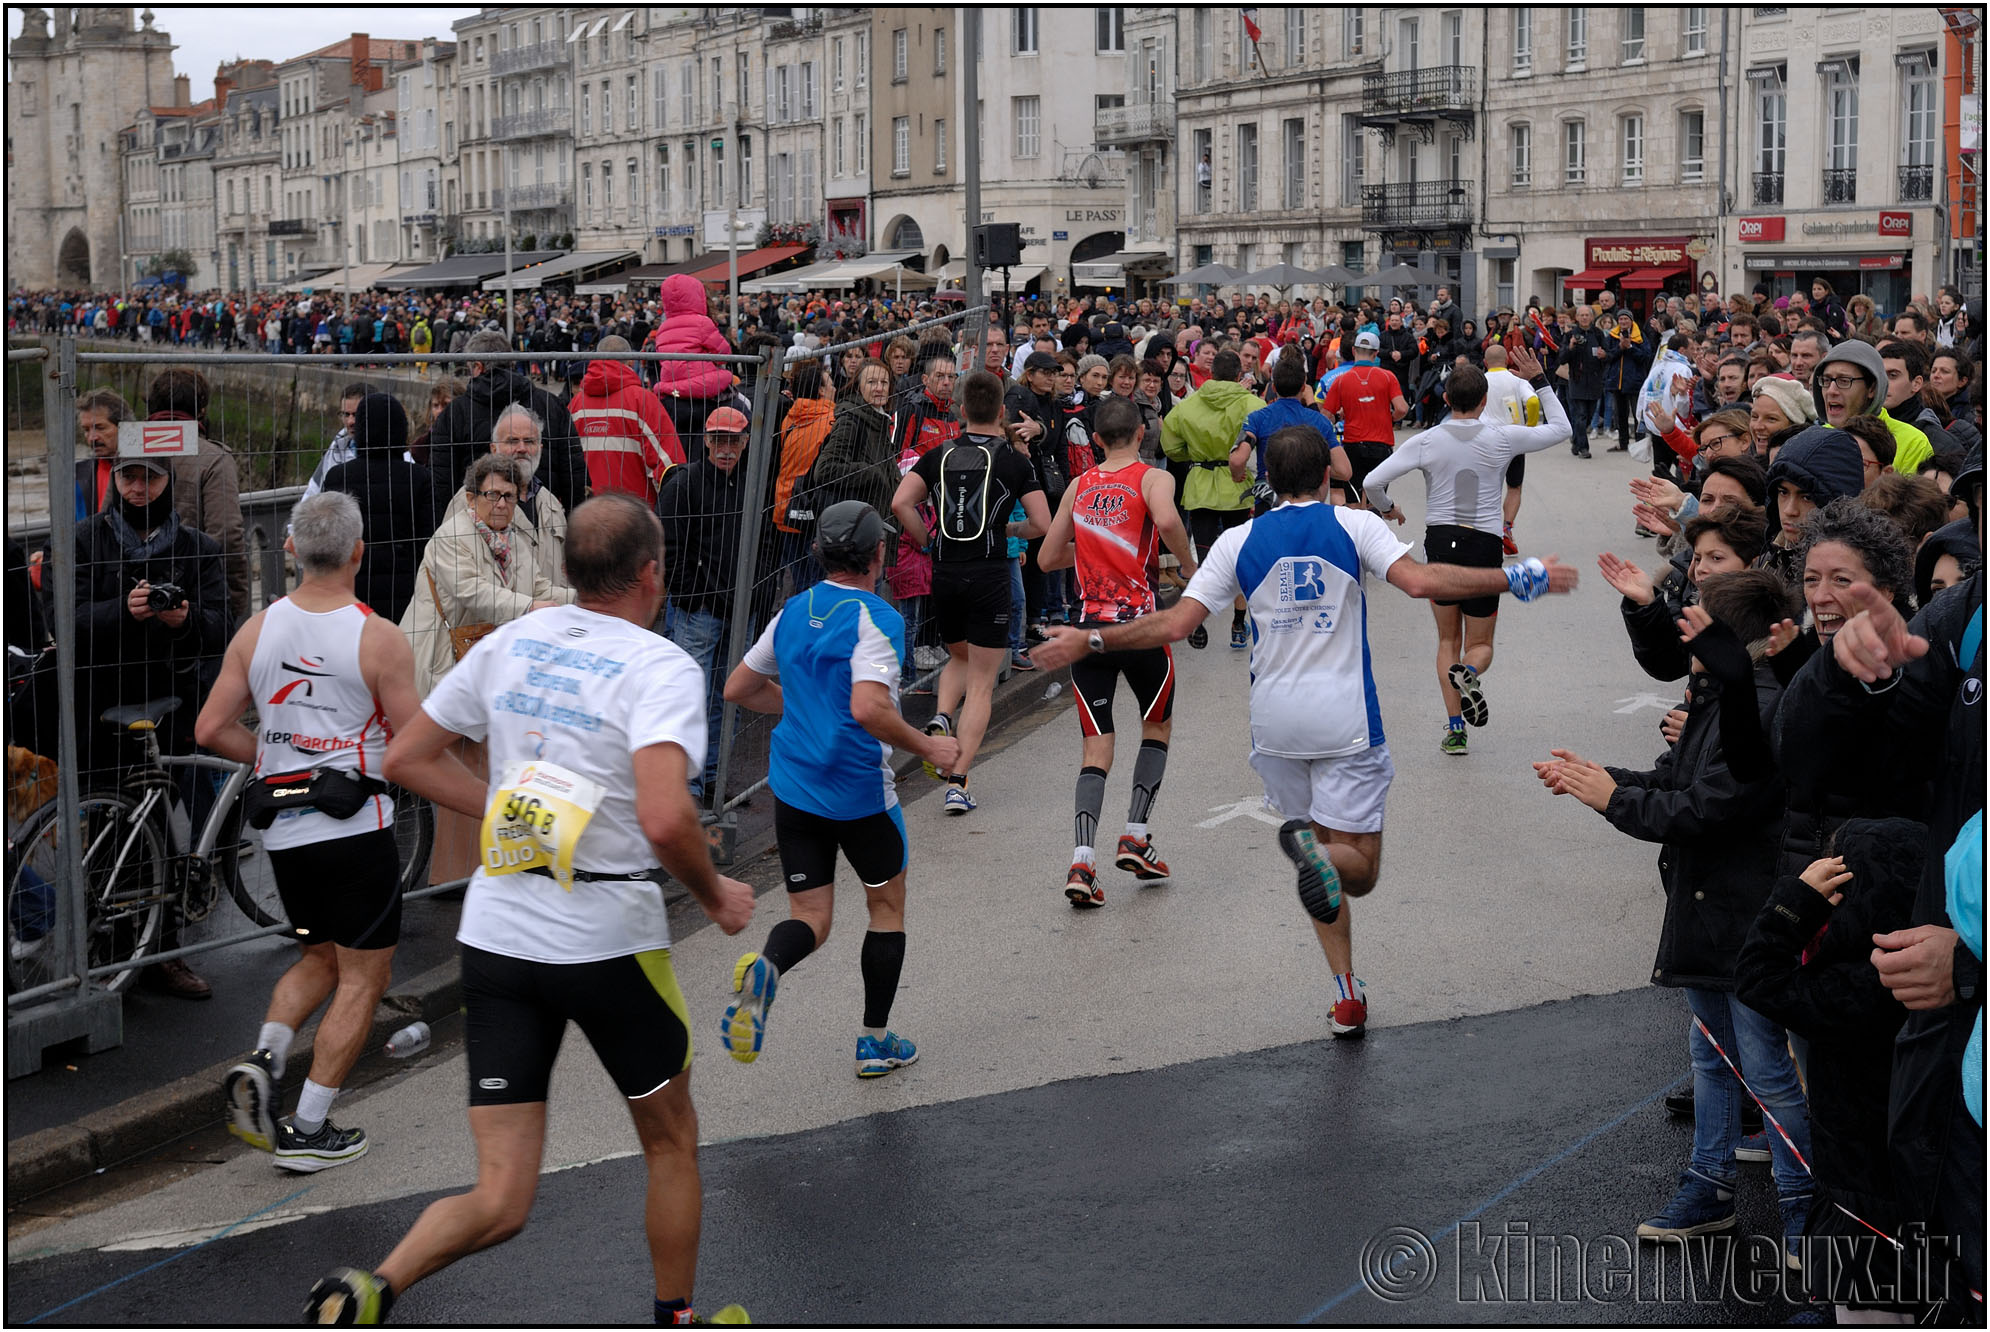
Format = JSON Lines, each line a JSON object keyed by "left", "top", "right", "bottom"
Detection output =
{"left": 439, "top": 482, "right": 568, "bottom": 590}
{"left": 401, "top": 506, "right": 574, "bottom": 696}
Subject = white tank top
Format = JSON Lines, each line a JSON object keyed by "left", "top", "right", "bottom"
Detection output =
{"left": 248, "top": 598, "right": 394, "bottom": 850}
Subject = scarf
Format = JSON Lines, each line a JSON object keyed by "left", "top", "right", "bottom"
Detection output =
{"left": 475, "top": 518, "right": 513, "bottom": 582}
{"left": 105, "top": 490, "right": 182, "bottom": 561}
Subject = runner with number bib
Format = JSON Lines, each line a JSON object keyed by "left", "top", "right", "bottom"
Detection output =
{"left": 303, "top": 495, "right": 753, "bottom": 1326}
{"left": 1032, "top": 427, "right": 1578, "bottom": 1039}
{"left": 719, "top": 501, "right": 961, "bottom": 1076}
{"left": 1037, "top": 398, "right": 1199, "bottom": 907}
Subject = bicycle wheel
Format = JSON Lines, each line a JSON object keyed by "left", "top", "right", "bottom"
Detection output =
{"left": 388, "top": 785, "right": 435, "bottom": 898}
{"left": 217, "top": 796, "right": 288, "bottom": 930}
{"left": 7, "top": 791, "right": 168, "bottom": 996}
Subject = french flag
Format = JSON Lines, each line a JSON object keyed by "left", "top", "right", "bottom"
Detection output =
{"left": 1240, "top": 8, "right": 1262, "bottom": 43}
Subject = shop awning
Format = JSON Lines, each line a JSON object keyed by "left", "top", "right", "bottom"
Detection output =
{"left": 681, "top": 244, "right": 810, "bottom": 286}
{"left": 985, "top": 264, "right": 1047, "bottom": 290}
{"left": 1617, "top": 265, "right": 1687, "bottom": 290}
{"left": 283, "top": 261, "right": 414, "bottom": 293}
{"left": 1561, "top": 267, "right": 1626, "bottom": 289}
{"left": 740, "top": 258, "right": 845, "bottom": 294}
{"left": 752, "top": 250, "right": 923, "bottom": 290}
{"left": 380, "top": 251, "right": 564, "bottom": 289}
{"left": 833, "top": 254, "right": 937, "bottom": 287}
{"left": 1073, "top": 249, "right": 1172, "bottom": 286}
{"left": 481, "top": 249, "right": 639, "bottom": 291}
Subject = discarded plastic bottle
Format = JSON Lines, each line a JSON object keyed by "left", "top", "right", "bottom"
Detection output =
{"left": 1043, "top": 681, "right": 1063, "bottom": 700}
{"left": 385, "top": 1021, "right": 431, "bottom": 1059}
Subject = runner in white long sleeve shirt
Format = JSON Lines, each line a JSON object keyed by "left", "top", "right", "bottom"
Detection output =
{"left": 1361, "top": 343, "right": 1570, "bottom": 755}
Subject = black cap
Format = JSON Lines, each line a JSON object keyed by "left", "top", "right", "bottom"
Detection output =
{"left": 1023, "top": 350, "right": 1060, "bottom": 374}
{"left": 815, "top": 500, "right": 885, "bottom": 560}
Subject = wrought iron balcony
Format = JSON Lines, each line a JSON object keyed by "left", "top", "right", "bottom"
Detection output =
{"left": 1821, "top": 167, "right": 1858, "bottom": 204}
{"left": 1898, "top": 163, "right": 1934, "bottom": 203}
{"left": 1096, "top": 100, "right": 1174, "bottom": 146}
{"left": 1751, "top": 171, "right": 1784, "bottom": 205}
{"left": 492, "top": 182, "right": 572, "bottom": 211}
{"left": 492, "top": 40, "right": 565, "bottom": 78}
{"left": 492, "top": 107, "right": 572, "bottom": 141}
{"left": 1361, "top": 180, "right": 1473, "bottom": 230}
{"left": 268, "top": 218, "right": 315, "bottom": 236}
{"left": 1361, "top": 66, "right": 1477, "bottom": 116}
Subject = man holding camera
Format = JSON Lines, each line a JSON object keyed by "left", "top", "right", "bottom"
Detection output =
{"left": 196, "top": 493, "right": 431, "bottom": 1171}
{"left": 72, "top": 442, "right": 230, "bottom": 998}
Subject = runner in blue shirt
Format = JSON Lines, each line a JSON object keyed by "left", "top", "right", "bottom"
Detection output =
{"left": 1232, "top": 353, "right": 1352, "bottom": 511}
{"left": 719, "top": 501, "right": 961, "bottom": 1078}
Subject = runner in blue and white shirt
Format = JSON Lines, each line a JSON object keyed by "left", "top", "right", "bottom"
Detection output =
{"left": 1031, "top": 427, "right": 1578, "bottom": 1040}
{"left": 720, "top": 501, "right": 962, "bottom": 1078}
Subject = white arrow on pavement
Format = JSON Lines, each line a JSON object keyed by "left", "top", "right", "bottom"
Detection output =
{"left": 1195, "top": 798, "right": 1286, "bottom": 829}
{"left": 1614, "top": 693, "right": 1678, "bottom": 715}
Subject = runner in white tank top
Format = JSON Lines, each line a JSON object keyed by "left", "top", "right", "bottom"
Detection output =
{"left": 247, "top": 597, "right": 394, "bottom": 848}
{"left": 195, "top": 492, "right": 430, "bottom": 1176}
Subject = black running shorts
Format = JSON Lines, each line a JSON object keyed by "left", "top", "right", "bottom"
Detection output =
{"left": 773, "top": 798, "right": 909, "bottom": 891}
{"left": 1425, "top": 523, "right": 1507, "bottom": 618}
{"left": 462, "top": 944, "right": 692, "bottom": 1104}
{"left": 1070, "top": 644, "right": 1175, "bottom": 739}
{"left": 930, "top": 559, "right": 1012, "bottom": 650}
{"left": 1187, "top": 507, "right": 1250, "bottom": 561}
{"left": 1341, "top": 441, "right": 1396, "bottom": 507}
{"left": 267, "top": 828, "right": 401, "bottom": 950}
{"left": 1504, "top": 454, "right": 1526, "bottom": 488}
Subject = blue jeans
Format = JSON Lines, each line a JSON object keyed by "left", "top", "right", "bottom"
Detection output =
{"left": 663, "top": 604, "right": 727, "bottom": 798}
{"left": 1009, "top": 558, "right": 1027, "bottom": 656}
{"left": 1683, "top": 987, "right": 1812, "bottom": 1201}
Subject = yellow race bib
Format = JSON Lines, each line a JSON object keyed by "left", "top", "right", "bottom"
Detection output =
{"left": 479, "top": 760, "right": 606, "bottom": 891}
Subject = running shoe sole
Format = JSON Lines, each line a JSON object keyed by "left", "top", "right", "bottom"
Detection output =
{"left": 1114, "top": 838, "right": 1170, "bottom": 881}
{"left": 1277, "top": 819, "right": 1342, "bottom": 925}
{"left": 1066, "top": 868, "right": 1104, "bottom": 908}
{"left": 1448, "top": 663, "right": 1489, "bottom": 727}
{"left": 1635, "top": 1214, "right": 1737, "bottom": 1240}
{"left": 1330, "top": 1006, "right": 1368, "bottom": 1040}
{"left": 857, "top": 1046, "right": 919, "bottom": 1078}
{"left": 305, "top": 1267, "right": 389, "bottom": 1325}
{"left": 274, "top": 1133, "right": 369, "bottom": 1174}
{"left": 722, "top": 953, "right": 777, "bottom": 1063}
{"left": 224, "top": 1060, "right": 277, "bottom": 1153}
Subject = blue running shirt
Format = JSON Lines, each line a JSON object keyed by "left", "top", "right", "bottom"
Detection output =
{"left": 742, "top": 583, "right": 906, "bottom": 819}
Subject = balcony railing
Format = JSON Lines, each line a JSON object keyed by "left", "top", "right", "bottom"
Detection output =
{"left": 1361, "top": 180, "right": 1474, "bottom": 229}
{"left": 1095, "top": 100, "right": 1175, "bottom": 145}
{"left": 1751, "top": 171, "right": 1784, "bottom": 205}
{"left": 492, "top": 107, "right": 572, "bottom": 141}
{"left": 1822, "top": 167, "right": 1858, "bottom": 204}
{"left": 492, "top": 182, "right": 572, "bottom": 211}
{"left": 267, "top": 218, "right": 315, "bottom": 237}
{"left": 492, "top": 40, "right": 565, "bottom": 78}
{"left": 1362, "top": 66, "right": 1477, "bottom": 115}
{"left": 1898, "top": 163, "right": 1934, "bottom": 203}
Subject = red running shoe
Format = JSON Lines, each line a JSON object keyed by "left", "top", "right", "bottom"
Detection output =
{"left": 1331, "top": 978, "right": 1369, "bottom": 1040}
{"left": 1065, "top": 863, "right": 1104, "bottom": 909}
{"left": 1113, "top": 834, "right": 1171, "bottom": 880}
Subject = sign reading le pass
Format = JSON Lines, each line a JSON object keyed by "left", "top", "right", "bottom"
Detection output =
{"left": 117, "top": 419, "right": 200, "bottom": 458}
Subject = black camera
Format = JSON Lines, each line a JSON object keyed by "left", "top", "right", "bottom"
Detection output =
{"left": 146, "top": 582, "right": 188, "bottom": 613}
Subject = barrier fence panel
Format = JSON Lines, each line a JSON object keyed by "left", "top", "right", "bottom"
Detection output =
{"left": 2, "top": 321, "right": 987, "bottom": 1071}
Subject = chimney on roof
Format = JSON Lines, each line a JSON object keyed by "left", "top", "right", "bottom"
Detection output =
{"left": 350, "top": 32, "right": 372, "bottom": 91}
{"left": 173, "top": 73, "right": 190, "bottom": 106}
{"left": 214, "top": 66, "right": 234, "bottom": 106}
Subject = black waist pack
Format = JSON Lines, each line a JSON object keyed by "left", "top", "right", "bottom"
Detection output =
{"left": 243, "top": 767, "right": 387, "bottom": 830}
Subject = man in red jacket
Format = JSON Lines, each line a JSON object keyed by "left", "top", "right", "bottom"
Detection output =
{"left": 569, "top": 335, "right": 685, "bottom": 506}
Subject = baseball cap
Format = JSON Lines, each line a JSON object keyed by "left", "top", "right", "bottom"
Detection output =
{"left": 1023, "top": 351, "right": 1060, "bottom": 374}
{"left": 704, "top": 406, "right": 750, "bottom": 434}
{"left": 114, "top": 454, "right": 171, "bottom": 477}
{"left": 1353, "top": 330, "right": 1381, "bottom": 351}
{"left": 815, "top": 500, "right": 885, "bottom": 560}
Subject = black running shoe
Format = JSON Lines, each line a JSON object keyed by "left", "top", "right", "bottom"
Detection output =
{"left": 274, "top": 1118, "right": 368, "bottom": 1173}
{"left": 1448, "top": 663, "right": 1489, "bottom": 728}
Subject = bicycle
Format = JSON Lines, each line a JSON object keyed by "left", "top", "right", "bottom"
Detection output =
{"left": 5, "top": 696, "right": 434, "bottom": 998}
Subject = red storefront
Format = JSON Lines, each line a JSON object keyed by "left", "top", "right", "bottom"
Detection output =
{"left": 1561, "top": 237, "right": 1700, "bottom": 314}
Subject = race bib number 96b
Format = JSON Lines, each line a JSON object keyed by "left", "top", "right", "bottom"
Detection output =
{"left": 479, "top": 760, "right": 605, "bottom": 890}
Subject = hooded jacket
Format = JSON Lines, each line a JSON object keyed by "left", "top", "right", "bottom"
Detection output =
{"left": 807, "top": 398, "right": 899, "bottom": 517}
{"left": 1914, "top": 518, "right": 1981, "bottom": 609}
{"left": 426, "top": 367, "right": 589, "bottom": 525}
{"left": 1163, "top": 378, "right": 1266, "bottom": 513}
{"left": 320, "top": 394, "right": 435, "bottom": 623}
{"left": 1734, "top": 818, "right": 1921, "bottom": 1308}
{"left": 772, "top": 397, "right": 836, "bottom": 536}
{"left": 569, "top": 357, "right": 683, "bottom": 505}
{"left": 648, "top": 274, "right": 736, "bottom": 400}
{"left": 1765, "top": 425, "right": 1867, "bottom": 508}
{"left": 1811, "top": 340, "right": 1935, "bottom": 476}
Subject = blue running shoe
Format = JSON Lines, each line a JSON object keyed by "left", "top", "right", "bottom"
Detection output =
{"left": 943, "top": 783, "right": 976, "bottom": 815}
{"left": 722, "top": 953, "right": 778, "bottom": 1063}
{"left": 856, "top": 1031, "right": 918, "bottom": 1078}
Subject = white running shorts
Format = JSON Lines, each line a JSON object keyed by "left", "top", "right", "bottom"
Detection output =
{"left": 1250, "top": 743, "right": 1396, "bottom": 835}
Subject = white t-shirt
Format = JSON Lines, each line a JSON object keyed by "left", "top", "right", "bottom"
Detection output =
{"left": 421, "top": 603, "right": 708, "bottom": 964}
{"left": 1182, "top": 501, "right": 1411, "bottom": 759}
{"left": 1479, "top": 368, "right": 1533, "bottom": 427}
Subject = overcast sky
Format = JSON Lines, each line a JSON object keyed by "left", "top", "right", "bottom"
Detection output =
{"left": 9, "top": 7, "right": 476, "bottom": 91}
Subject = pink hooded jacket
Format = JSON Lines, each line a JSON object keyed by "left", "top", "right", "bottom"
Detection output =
{"left": 648, "top": 274, "right": 736, "bottom": 400}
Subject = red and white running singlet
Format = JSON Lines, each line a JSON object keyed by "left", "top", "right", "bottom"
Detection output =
{"left": 1071, "top": 461, "right": 1160, "bottom": 626}
{"left": 247, "top": 598, "right": 393, "bottom": 850}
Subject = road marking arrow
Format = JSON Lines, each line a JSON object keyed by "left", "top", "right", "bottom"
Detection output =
{"left": 1196, "top": 798, "right": 1285, "bottom": 829}
{"left": 1614, "top": 693, "right": 1677, "bottom": 715}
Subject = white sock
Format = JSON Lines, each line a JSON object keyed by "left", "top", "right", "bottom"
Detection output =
{"left": 259, "top": 1022, "right": 296, "bottom": 1081}
{"left": 1123, "top": 822, "right": 1148, "bottom": 841}
{"left": 293, "top": 1078, "right": 337, "bottom": 1135}
{"left": 1073, "top": 846, "right": 1095, "bottom": 868}
{"left": 863, "top": 1026, "right": 887, "bottom": 1041}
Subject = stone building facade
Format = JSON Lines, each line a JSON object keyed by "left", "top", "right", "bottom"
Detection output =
{"left": 213, "top": 79, "right": 280, "bottom": 292}
{"left": 6, "top": 6, "right": 177, "bottom": 289}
